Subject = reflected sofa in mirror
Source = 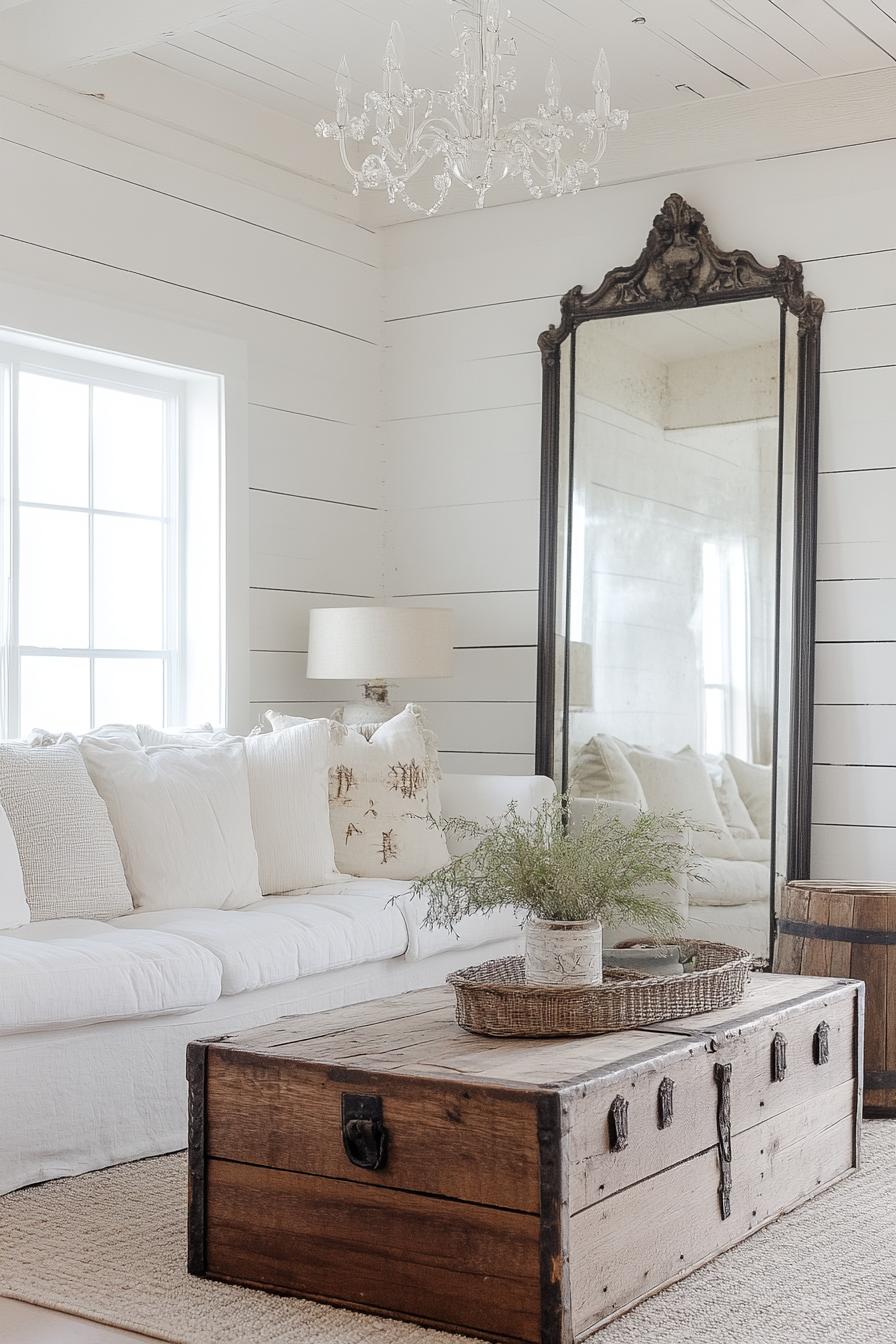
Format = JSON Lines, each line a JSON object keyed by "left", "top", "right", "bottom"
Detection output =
{"left": 536, "top": 195, "right": 823, "bottom": 962}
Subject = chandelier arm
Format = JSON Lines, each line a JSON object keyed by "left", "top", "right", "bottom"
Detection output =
{"left": 315, "top": 0, "right": 627, "bottom": 214}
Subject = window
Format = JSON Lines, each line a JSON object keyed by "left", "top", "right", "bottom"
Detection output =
{"left": 700, "top": 538, "right": 750, "bottom": 758}
{"left": 0, "top": 338, "right": 223, "bottom": 739}
{"left": 1, "top": 350, "right": 182, "bottom": 736}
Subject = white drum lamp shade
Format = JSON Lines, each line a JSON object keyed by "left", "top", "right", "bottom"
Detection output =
{"left": 307, "top": 607, "right": 454, "bottom": 681}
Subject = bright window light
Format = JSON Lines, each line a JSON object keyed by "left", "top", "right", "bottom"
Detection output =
{"left": 1, "top": 348, "right": 186, "bottom": 736}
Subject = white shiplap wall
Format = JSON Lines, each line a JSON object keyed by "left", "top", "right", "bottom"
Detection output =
{"left": 383, "top": 138, "right": 896, "bottom": 878}
{"left": 0, "top": 86, "right": 383, "bottom": 734}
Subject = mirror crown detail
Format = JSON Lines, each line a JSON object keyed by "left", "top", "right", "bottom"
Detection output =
{"left": 538, "top": 193, "right": 823, "bottom": 365}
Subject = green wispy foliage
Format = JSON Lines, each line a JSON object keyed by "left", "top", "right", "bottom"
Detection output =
{"left": 413, "top": 795, "right": 702, "bottom": 934}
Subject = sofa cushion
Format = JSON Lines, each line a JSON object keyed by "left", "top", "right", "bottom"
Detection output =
{"left": 392, "top": 885, "right": 523, "bottom": 962}
{"left": 688, "top": 858, "right": 771, "bottom": 907}
{"left": 569, "top": 734, "right": 647, "bottom": 808}
{"left": 244, "top": 722, "right": 337, "bottom": 894}
{"left": 254, "top": 884, "right": 410, "bottom": 970}
{"left": 0, "top": 919, "right": 222, "bottom": 1034}
{"left": 627, "top": 746, "right": 740, "bottom": 860}
{"left": 0, "top": 803, "right": 29, "bottom": 930}
{"left": 114, "top": 883, "right": 409, "bottom": 995}
{"left": 325, "top": 707, "right": 451, "bottom": 880}
{"left": 0, "top": 741, "right": 132, "bottom": 922}
{"left": 702, "top": 754, "right": 759, "bottom": 840}
{"left": 724, "top": 755, "right": 773, "bottom": 839}
{"left": 80, "top": 737, "right": 261, "bottom": 912}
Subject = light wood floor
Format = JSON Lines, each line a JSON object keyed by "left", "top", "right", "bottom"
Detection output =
{"left": 0, "top": 1298, "right": 156, "bottom": 1341}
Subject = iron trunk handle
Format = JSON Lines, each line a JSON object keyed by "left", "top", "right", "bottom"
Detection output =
{"left": 341, "top": 1093, "right": 389, "bottom": 1171}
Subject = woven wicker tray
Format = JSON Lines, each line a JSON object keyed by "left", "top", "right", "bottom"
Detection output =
{"left": 447, "top": 940, "right": 752, "bottom": 1037}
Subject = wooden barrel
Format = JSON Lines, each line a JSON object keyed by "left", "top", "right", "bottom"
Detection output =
{"left": 775, "top": 881, "right": 896, "bottom": 1116}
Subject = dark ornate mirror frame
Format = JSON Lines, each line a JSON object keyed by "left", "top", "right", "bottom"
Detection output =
{"left": 536, "top": 193, "right": 824, "bottom": 889}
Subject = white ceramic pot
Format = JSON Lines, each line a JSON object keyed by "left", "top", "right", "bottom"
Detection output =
{"left": 524, "top": 918, "right": 603, "bottom": 987}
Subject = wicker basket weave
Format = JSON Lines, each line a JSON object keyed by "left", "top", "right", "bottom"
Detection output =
{"left": 447, "top": 940, "right": 752, "bottom": 1037}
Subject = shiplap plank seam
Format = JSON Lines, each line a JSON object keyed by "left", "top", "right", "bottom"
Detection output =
{"left": 249, "top": 486, "right": 378, "bottom": 511}
{"left": 0, "top": 132, "right": 377, "bottom": 270}
{"left": 250, "top": 587, "right": 378, "bottom": 597}
{"left": 249, "top": 401, "right": 355, "bottom": 426}
{"left": 0, "top": 230, "right": 376, "bottom": 346}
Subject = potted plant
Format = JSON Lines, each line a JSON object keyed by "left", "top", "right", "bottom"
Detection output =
{"left": 412, "top": 796, "right": 700, "bottom": 987}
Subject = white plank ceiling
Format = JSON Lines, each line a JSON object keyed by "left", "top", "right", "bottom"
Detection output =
{"left": 2, "top": 0, "right": 896, "bottom": 204}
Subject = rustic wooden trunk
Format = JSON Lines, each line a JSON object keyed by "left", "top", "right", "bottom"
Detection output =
{"left": 188, "top": 973, "right": 862, "bottom": 1343}
{"left": 776, "top": 880, "right": 895, "bottom": 1116}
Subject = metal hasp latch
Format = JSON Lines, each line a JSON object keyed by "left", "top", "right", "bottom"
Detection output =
{"left": 714, "top": 1061, "right": 733, "bottom": 1220}
{"left": 772, "top": 1032, "right": 788, "bottom": 1083}
{"left": 608, "top": 1095, "right": 629, "bottom": 1152}
{"left": 657, "top": 1076, "right": 675, "bottom": 1130}
{"left": 814, "top": 1020, "right": 831, "bottom": 1066}
{"left": 341, "top": 1093, "right": 389, "bottom": 1171}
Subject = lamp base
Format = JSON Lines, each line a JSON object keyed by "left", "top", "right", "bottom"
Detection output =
{"left": 337, "top": 682, "right": 396, "bottom": 727}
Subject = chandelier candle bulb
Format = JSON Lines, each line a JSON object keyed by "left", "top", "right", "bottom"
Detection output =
{"left": 315, "top": 0, "right": 627, "bottom": 215}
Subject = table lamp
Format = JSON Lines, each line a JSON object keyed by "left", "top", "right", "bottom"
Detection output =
{"left": 307, "top": 606, "right": 454, "bottom": 725}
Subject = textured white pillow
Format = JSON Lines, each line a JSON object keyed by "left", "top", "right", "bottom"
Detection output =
{"left": 265, "top": 706, "right": 443, "bottom": 775}
{"left": 569, "top": 734, "right": 647, "bottom": 806}
{"left": 0, "top": 742, "right": 132, "bottom": 922}
{"left": 725, "top": 755, "right": 773, "bottom": 840}
{"left": 326, "top": 706, "right": 450, "bottom": 880}
{"left": 627, "top": 746, "right": 739, "bottom": 860}
{"left": 0, "top": 802, "right": 29, "bottom": 929}
{"left": 703, "top": 754, "right": 759, "bottom": 840}
{"left": 244, "top": 721, "right": 337, "bottom": 894}
{"left": 136, "top": 723, "right": 215, "bottom": 746}
{"left": 80, "top": 738, "right": 261, "bottom": 912}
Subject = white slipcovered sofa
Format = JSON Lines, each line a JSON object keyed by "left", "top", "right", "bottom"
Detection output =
{"left": 0, "top": 770, "right": 552, "bottom": 1197}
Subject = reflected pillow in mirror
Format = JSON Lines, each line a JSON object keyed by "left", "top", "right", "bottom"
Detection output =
{"left": 568, "top": 734, "right": 647, "bottom": 808}
{"left": 724, "top": 755, "right": 773, "bottom": 839}
{"left": 627, "top": 745, "right": 739, "bottom": 860}
{"left": 702, "top": 753, "right": 759, "bottom": 840}
{"left": 734, "top": 837, "right": 771, "bottom": 863}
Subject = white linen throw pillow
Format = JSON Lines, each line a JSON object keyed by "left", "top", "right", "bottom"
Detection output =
{"left": 325, "top": 706, "right": 450, "bottom": 880}
{"left": 244, "top": 721, "right": 337, "bottom": 894}
{"left": 0, "top": 742, "right": 132, "bottom": 921}
{"left": 569, "top": 733, "right": 647, "bottom": 807}
{"left": 80, "top": 738, "right": 261, "bottom": 911}
{"left": 725, "top": 755, "right": 773, "bottom": 839}
{"left": 703, "top": 753, "right": 759, "bottom": 840}
{"left": 627, "top": 745, "right": 740, "bottom": 860}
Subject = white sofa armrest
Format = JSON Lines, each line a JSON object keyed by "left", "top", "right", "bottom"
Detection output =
{"left": 438, "top": 773, "right": 556, "bottom": 857}
{"left": 568, "top": 795, "right": 690, "bottom": 940}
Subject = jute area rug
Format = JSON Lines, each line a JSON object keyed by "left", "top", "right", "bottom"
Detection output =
{"left": 0, "top": 1123, "right": 894, "bottom": 1344}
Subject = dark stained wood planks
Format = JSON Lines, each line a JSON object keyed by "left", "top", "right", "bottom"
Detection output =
{"left": 205, "top": 1158, "right": 543, "bottom": 1343}
{"left": 776, "top": 881, "right": 894, "bottom": 1114}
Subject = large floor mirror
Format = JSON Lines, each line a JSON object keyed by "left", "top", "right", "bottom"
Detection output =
{"left": 536, "top": 195, "right": 823, "bottom": 963}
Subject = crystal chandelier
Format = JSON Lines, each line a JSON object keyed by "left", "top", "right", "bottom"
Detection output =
{"left": 315, "top": 0, "right": 628, "bottom": 216}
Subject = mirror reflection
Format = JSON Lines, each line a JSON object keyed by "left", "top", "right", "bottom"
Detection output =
{"left": 555, "top": 298, "right": 792, "bottom": 960}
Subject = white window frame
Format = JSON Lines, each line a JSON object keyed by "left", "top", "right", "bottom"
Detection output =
{"left": 0, "top": 280, "right": 250, "bottom": 738}
{"left": 1, "top": 344, "right": 185, "bottom": 737}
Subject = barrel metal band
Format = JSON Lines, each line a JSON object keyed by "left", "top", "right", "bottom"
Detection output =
{"left": 778, "top": 917, "right": 896, "bottom": 946}
{"left": 865, "top": 1070, "right": 896, "bottom": 1089}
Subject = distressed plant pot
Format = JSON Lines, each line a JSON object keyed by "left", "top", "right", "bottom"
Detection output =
{"left": 524, "top": 918, "right": 603, "bottom": 987}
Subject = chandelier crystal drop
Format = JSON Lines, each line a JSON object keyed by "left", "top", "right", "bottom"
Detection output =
{"left": 315, "top": 0, "right": 628, "bottom": 216}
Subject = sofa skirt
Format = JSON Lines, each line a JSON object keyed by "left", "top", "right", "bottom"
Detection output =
{"left": 0, "top": 937, "right": 521, "bottom": 1196}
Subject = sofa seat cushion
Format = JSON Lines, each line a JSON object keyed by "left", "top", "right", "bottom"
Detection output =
{"left": 114, "top": 885, "right": 409, "bottom": 995}
{"left": 688, "top": 858, "right": 770, "bottom": 908}
{"left": 252, "top": 885, "right": 410, "bottom": 974}
{"left": 390, "top": 884, "right": 523, "bottom": 962}
{"left": 0, "top": 919, "right": 222, "bottom": 1035}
